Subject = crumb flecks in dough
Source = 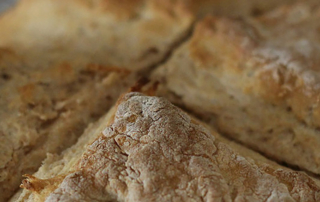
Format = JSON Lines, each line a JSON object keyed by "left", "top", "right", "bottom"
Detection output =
{"left": 24, "top": 93, "right": 320, "bottom": 202}
{"left": 152, "top": 2, "right": 320, "bottom": 174}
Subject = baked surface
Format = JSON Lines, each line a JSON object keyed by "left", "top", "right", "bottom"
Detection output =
{"left": 1, "top": 0, "right": 320, "bottom": 201}
{"left": 0, "top": 0, "right": 194, "bottom": 71}
{"left": 0, "top": 61, "right": 133, "bottom": 201}
{"left": 0, "top": 0, "right": 193, "bottom": 200}
{"left": 152, "top": 1, "right": 320, "bottom": 174}
{"left": 180, "top": 0, "right": 299, "bottom": 18}
{"left": 0, "top": 0, "right": 298, "bottom": 71}
{"left": 16, "top": 93, "right": 320, "bottom": 202}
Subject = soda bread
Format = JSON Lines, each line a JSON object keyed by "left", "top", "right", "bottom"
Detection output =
{"left": 16, "top": 93, "right": 320, "bottom": 202}
{"left": 153, "top": 1, "right": 320, "bottom": 174}
{"left": 0, "top": 0, "right": 193, "bottom": 200}
{"left": 0, "top": 0, "right": 319, "bottom": 201}
{"left": 0, "top": 0, "right": 193, "bottom": 71}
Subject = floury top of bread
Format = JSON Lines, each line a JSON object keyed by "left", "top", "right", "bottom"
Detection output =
{"left": 0, "top": 62, "right": 134, "bottom": 202}
{"left": 152, "top": 1, "right": 320, "bottom": 174}
{"left": 14, "top": 92, "right": 320, "bottom": 202}
{"left": 0, "top": 0, "right": 193, "bottom": 71}
{"left": 0, "top": 0, "right": 298, "bottom": 71}
{"left": 0, "top": 0, "right": 317, "bottom": 201}
{"left": 251, "top": 2, "right": 320, "bottom": 97}
{"left": 0, "top": 0, "right": 195, "bottom": 201}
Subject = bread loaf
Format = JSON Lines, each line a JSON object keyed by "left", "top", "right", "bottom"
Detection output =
{"left": 16, "top": 92, "right": 320, "bottom": 202}
{"left": 1, "top": 0, "right": 319, "bottom": 201}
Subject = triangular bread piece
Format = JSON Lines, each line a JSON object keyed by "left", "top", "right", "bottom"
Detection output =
{"left": 16, "top": 92, "right": 320, "bottom": 202}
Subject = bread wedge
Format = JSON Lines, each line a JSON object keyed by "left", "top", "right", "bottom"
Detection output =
{"left": 152, "top": 1, "right": 320, "bottom": 174}
{"left": 14, "top": 92, "right": 320, "bottom": 202}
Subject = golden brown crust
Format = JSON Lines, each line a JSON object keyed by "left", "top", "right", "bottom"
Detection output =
{"left": 20, "top": 174, "right": 66, "bottom": 200}
{"left": 177, "top": 0, "right": 300, "bottom": 18}
{"left": 14, "top": 105, "right": 118, "bottom": 202}
{"left": 75, "top": 0, "right": 300, "bottom": 19}
{"left": 17, "top": 93, "right": 320, "bottom": 202}
{"left": 250, "top": 3, "right": 320, "bottom": 128}
{"left": 0, "top": 0, "right": 194, "bottom": 200}
{"left": 1, "top": 0, "right": 319, "bottom": 201}
{"left": 0, "top": 0, "right": 193, "bottom": 71}
{"left": 0, "top": 64, "right": 133, "bottom": 201}
{"left": 75, "top": 0, "right": 144, "bottom": 20}
{"left": 152, "top": 2, "right": 320, "bottom": 174}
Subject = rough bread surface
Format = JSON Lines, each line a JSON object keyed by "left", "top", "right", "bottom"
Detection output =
{"left": 0, "top": 0, "right": 193, "bottom": 71}
{"left": 16, "top": 93, "right": 320, "bottom": 202}
{"left": 152, "top": 1, "right": 320, "bottom": 174}
{"left": 0, "top": 0, "right": 196, "bottom": 200}
{"left": 0, "top": 0, "right": 298, "bottom": 71}
{"left": 1, "top": 0, "right": 319, "bottom": 201}
{"left": 0, "top": 63, "right": 133, "bottom": 201}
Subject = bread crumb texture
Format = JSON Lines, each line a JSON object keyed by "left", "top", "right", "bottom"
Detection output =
{"left": 19, "top": 93, "right": 320, "bottom": 202}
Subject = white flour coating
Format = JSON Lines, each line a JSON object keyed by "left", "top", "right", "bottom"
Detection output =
{"left": 44, "top": 93, "right": 320, "bottom": 202}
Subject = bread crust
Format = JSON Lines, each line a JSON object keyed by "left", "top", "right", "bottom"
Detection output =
{"left": 0, "top": 0, "right": 195, "bottom": 200}
{"left": 152, "top": 2, "right": 320, "bottom": 174}
{"left": 0, "top": 64, "right": 134, "bottom": 201}
{"left": 1, "top": 0, "right": 319, "bottom": 201}
{"left": 178, "top": 0, "right": 299, "bottom": 18}
{"left": 16, "top": 93, "right": 320, "bottom": 202}
{"left": 0, "top": 0, "right": 193, "bottom": 71}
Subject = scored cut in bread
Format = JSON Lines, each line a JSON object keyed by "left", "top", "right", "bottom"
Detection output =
{"left": 14, "top": 92, "right": 320, "bottom": 202}
{"left": 0, "top": 0, "right": 194, "bottom": 200}
{"left": 152, "top": 1, "right": 320, "bottom": 175}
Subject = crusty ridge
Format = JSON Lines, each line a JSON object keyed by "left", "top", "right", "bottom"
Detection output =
{"left": 2, "top": 0, "right": 320, "bottom": 201}
{"left": 0, "top": 0, "right": 195, "bottom": 200}
{"left": 152, "top": 1, "right": 320, "bottom": 174}
{"left": 0, "top": 62, "right": 133, "bottom": 202}
{"left": 17, "top": 93, "right": 320, "bottom": 202}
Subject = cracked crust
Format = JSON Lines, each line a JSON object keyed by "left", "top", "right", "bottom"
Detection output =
{"left": 0, "top": 0, "right": 300, "bottom": 71}
{"left": 1, "top": 0, "right": 319, "bottom": 201}
{"left": 152, "top": 1, "right": 320, "bottom": 174}
{"left": 15, "top": 93, "right": 320, "bottom": 202}
{"left": 0, "top": 63, "right": 134, "bottom": 201}
{"left": 0, "top": 0, "right": 194, "bottom": 200}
